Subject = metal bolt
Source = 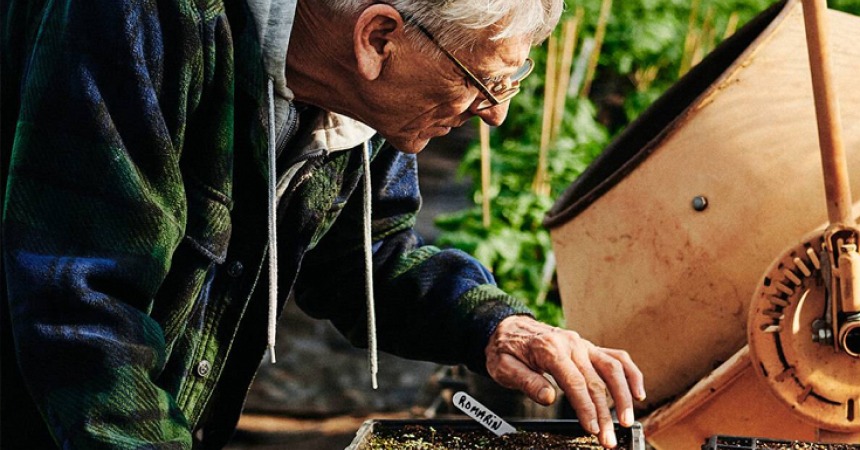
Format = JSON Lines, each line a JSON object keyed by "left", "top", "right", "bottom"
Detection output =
{"left": 692, "top": 196, "right": 709, "bottom": 212}
{"left": 811, "top": 319, "right": 833, "bottom": 344}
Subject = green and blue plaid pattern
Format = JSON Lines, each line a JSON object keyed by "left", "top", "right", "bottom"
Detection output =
{"left": 1, "top": 0, "right": 532, "bottom": 448}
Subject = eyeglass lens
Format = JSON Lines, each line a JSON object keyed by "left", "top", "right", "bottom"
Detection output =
{"left": 475, "top": 59, "right": 534, "bottom": 110}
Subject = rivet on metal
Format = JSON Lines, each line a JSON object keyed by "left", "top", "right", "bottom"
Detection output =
{"left": 692, "top": 196, "right": 709, "bottom": 212}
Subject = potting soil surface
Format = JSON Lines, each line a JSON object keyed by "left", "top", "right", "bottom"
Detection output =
{"left": 365, "top": 424, "right": 622, "bottom": 449}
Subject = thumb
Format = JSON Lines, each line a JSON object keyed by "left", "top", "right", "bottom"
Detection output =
{"left": 492, "top": 356, "right": 557, "bottom": 406}
{"left": 523, "top": 372, "right": 557, "bottom": 405}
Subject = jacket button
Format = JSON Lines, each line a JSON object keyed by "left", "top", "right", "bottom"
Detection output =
{"left": 227, "top": 261, "right": 244, "bottom": 278}
{"left": 196, "top": 360, "right": 212, "bottom": 378}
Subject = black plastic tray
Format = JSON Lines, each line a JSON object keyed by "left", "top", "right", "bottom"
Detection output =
{"left": 346, "top": 419, "right": 645, "bottom": 449}
{"left": 702, "top": 435, "right": 860, "bottom": 449}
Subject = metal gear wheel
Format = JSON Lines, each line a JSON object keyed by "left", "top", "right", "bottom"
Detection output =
{"left": 748, "top": 232, "right": 860, "bottom": 432}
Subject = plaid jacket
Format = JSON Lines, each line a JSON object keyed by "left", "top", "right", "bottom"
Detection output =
{"left": 0, "top": 0, "right": 531, "bottom": 448}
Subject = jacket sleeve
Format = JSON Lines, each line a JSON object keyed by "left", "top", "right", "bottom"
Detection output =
{"left": 294, "top": 146, "right": 534, "bottom": 375}
{"left": 2, "top": 0, "right": 201, "bottom": 447}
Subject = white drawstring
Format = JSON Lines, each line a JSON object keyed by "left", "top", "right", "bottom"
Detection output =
{"left": 267, "top": 79, "right": 279, "bottom": 364}
{"left": 361, "top": 141, "right": 379, "bottom": 389}
{"left": 265, "top": 78, "right": 376, "bottom": 384}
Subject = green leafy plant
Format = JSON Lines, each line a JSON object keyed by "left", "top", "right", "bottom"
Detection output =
{"left": 435, "top": 0, "right": 860, "bottom": 326}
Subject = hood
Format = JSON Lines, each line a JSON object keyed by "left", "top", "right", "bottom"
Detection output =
{"left": 246, "top": 0, "right": 297, "bottom": 101}
{"left": 247, "top": 0, "right": 380, "bottom": 388}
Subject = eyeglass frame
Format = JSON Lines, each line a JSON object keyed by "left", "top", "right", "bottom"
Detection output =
{"left": 398, "top": 12, "right": 535, "bottom": 111}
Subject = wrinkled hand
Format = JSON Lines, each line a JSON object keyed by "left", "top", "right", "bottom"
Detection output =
{"left": 485, "top": 315, "right": 646, "bottom": 449}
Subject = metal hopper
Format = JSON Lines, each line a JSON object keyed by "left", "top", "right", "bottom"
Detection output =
{"left": 544, "top": 0, "right": 860, "bottom": 446}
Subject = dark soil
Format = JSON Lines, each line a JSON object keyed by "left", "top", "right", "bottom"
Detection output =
{"left": 364, "top": 424, "right": 624, "bottom": 449}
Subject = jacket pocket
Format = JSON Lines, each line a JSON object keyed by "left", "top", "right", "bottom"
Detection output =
{"left": 184, "top": 183, "right": 232, "bottom": 264}
{"left": 151, "top": 184, "right": 232, "bottom": 353}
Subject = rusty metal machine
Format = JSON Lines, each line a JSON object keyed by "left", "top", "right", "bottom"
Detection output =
{"left": 544, "top": 0, "right": 860, "bottom": 447}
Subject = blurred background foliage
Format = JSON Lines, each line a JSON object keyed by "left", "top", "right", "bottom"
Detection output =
{"left": 434, "top": 0, "right": 860, "bottom": 325}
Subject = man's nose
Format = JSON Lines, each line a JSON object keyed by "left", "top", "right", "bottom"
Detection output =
{"left": 472, "top": 101, "right": 511, "bottom": 127}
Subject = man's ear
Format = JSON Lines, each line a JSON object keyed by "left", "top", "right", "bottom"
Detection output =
{"left": 353, "top": 4, "right": 403, "bottom": 81}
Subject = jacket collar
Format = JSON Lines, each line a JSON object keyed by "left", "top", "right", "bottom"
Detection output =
{"left": 301, "top": 110, "right": 378, "bottom": 154}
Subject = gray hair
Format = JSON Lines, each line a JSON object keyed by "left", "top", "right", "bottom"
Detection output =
{"left": 323, "top": 0, "right": 564, "bottom": 52}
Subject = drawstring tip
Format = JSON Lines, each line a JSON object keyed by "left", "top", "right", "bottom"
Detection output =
{"left": 268, "top": 344, "right": 277, "bottom": 364}
{"left": 371, "top": 372, "right": 378, "bottom": 390}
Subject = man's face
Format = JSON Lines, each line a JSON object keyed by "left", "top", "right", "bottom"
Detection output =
{"left": 368, "top": 33, "right": 533, "bottom": 154}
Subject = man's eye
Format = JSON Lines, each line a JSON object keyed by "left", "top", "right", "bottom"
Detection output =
{"left": 484, "top": 75, "right": 505, "bottom": 84}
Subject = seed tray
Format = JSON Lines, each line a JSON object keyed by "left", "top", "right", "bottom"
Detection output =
{"left": 346, "top": 419, "right": 645, "bottom": 450}
{"left": 702, "top": 435, "right": 860, "bottom": 449}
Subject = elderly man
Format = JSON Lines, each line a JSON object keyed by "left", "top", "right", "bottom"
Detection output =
{"left": 1, "top": 0, "right": 645, "bottom": 448}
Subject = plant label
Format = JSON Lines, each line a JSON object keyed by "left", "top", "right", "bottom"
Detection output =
{"left": 453, "top": 391, "right": 517, "bottom": 436}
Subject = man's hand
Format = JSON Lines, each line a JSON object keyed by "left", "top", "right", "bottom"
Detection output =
{"left": 485, "top": 315, "right": 646, "bottom": 449}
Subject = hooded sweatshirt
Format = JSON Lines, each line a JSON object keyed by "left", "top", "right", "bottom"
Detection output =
{"left": 0, "top": 0, "right": 532, "bottom": 448}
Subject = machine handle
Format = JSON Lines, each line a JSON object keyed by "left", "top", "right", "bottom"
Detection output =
{"left": 800, "top": 0, "right": 860, "bottom": 355}
{"left": 801, "top": 0, "right": 854, "bottom": 227}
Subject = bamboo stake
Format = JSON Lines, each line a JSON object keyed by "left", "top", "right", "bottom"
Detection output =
{"left": 568, "top": 38, "right": 593, "bottom": 97}
{"left": 800, "top": 0, "right": 854, "bottom": 226}
{"left": 551, "top": 11, "right": 583, "bottom": 142}
{"left": 681, "top": 31, "right": 701, "bottom": 77}
{"left": 535, "top": 251, "right": 557, "bottom": 306}
{"left": 580, "top": 0, "right": 612, "bottom": 98}
{"left": 723, "top": 11, "right": 740, "bottom": 40}
{"left": 633, "top": 66, "right": 659, "bottom": 93}
{"left": 691, "top": 7, "right": 716, "bottom": 68}
{"left": 533, "top": 33, "right": 558, "bottom": 195}
{"left": 480, "top": 121, "right": 492, "bottom": 228}
{"left": 679, "top": 0, "right": 702, "bottom": 77}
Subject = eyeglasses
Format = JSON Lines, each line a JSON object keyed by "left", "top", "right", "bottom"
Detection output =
{"left": 401, "top": 13, "right": 534, "bottom": 111}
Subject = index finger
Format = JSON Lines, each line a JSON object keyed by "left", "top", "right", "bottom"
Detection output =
{"left": 530, "top": 336, "right": 608, "bottom": 440}
{"left": 591, "top": 349, "right": 635, "bottom": 428}
{"left": 600, "top": 347, "right": 646, "bottom": 402}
